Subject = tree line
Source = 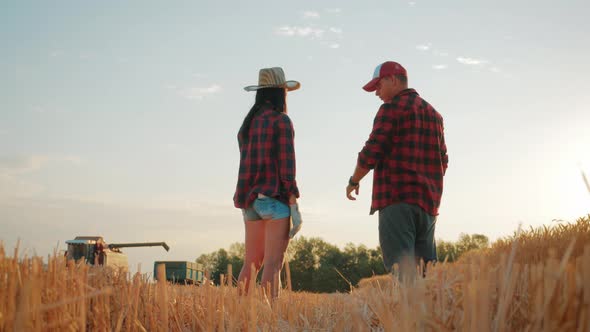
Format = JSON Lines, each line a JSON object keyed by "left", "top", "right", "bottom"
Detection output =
{"left": 196, "top": 234, "right": 489, "bottom": 293}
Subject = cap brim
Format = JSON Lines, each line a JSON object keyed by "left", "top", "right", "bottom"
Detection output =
{"left": 244, "top": 80, "right": 301, "bottom": 92}
{"left": 362, "top": 78, "right": 379, "bottom": 92}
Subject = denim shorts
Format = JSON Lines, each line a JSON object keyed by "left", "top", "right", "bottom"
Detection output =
{"left": 242, "top": 196, "right": 290, "bottom": 221}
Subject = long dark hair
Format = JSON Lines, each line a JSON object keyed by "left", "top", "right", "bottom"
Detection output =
{"left": 238, "top": 88, "right": 286, "bottom": 142}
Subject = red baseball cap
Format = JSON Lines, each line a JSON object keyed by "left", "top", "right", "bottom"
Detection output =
{"left": 362, "top": 61, "right": 407, "bottom": 92}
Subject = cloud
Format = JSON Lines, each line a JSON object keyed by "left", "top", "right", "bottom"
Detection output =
{"left": 159, "top": 143, "right": 191, "bottom": 155}
{"left": 432, "top": 64, "right": 448, "bottom": 70}
{"left": 62, "top": 156, "right": 82, "bottom": 165}
{"left": 275, "top": 14, "right": 343, "bottom": 48}
{"left": 417, "top": 44, "right": 450, "bottom": 57}
{"left": 416, "top": 44, "right": 431, "bottom": 51}
{"left": 0, "top": 155, "right": 49, "bottom": 176}
{"left": 490, "top": 67, "right": 501, "bottom": 73}
{"left": 0, "top": 155, "right": 81, "bottom": 199}
{"left": 415, "top": 45, "right": 449, "bottom": 57}
{"left": 49, "top": 50, "right": 65, "bottom": 57}
{"left": 303, "top": 11, "right": 320, "bottom": 19}
{"left": 0, "top": 155, "right": 82, "bottom": 176}
{"left": 198, "top": 85, "right": 221, "bottom": 94}
{"left": 0, "top": 174, "right": 44, "bottom": 198}
{"left": 409, "top": 1, "right": 417, "bottom": 6}
{"left": 180, "top": 84, "right": 222, "bottom": 100}
{"left": 31, "top": 105, "right": 67, "bottom": 114}
{"left": 456, "top": 57, "right": 488, "bottom": 65}
{"left": 434, "top": 50, "right": 449, "bottom": 57}
{"left": 274, "top": 26, "right": 325, "bottom": 39}
{"left": 78, "top": 52, "right": 94, "bottom": 60}
{"left": 329, "top": 27, "right": 343, "bottom": 34}
{"left": 325, "top": 8, "right": 342, "bottom": 14}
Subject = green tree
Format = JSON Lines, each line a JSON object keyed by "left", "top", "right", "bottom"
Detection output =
{"left": 195, "top": 252, "right": 215, "bottom": 272}
{"left": 437, "top": 240, "right": 460, "bottom": 262}
{"left": 313, "top": 241, "right": 347, "bottom": 292}
{"left": 194, "top": 234, "right": 490, "bottom": 291}
{"left": 227, "top": 242, "right": 244, "bottom": 283}
{"left": 368, "top": 247, "right": 386, "bottom": 276}
{"left": 287, "top": 237, "right": 318, "bottom": 291}
{"left": 196, "top": 245, "right": 243, "bottom": 284}
{"left": 457, "top": 233, "right": 489, "bottom": 253}
{"left": 287, "top": 238, "right": 386, "bottom": 292}
{"left": 436, "top": 234, "right": 489, "bottom": 262}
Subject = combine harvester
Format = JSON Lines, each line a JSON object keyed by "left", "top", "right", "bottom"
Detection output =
{"left": 65, "top": 235, "right": 170, "bottom": 271}
{"left": 65, "top": 235, "right": 206, "bottom": 285}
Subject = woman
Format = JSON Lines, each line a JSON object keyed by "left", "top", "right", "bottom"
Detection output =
{"left": 233, "top": 67, "right": 301, "bottom": 298}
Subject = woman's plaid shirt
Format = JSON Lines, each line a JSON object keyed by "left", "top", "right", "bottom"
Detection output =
{"left": 234, "top": 105, "right": 299, "bottom": 208}
{"left": 358, "top": 89, "right": 448, "bottom": 216}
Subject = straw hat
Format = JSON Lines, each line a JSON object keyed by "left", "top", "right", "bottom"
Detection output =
{"left": 244, "top": 67, "right": 301, "bottom": 92}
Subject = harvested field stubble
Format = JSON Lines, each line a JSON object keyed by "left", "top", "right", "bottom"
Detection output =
{"left": 1, "top": 215, "right": 590, "bottom": 331}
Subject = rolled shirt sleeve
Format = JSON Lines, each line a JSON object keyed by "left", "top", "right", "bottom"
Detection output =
{"left": 357, "top": 103, "right": 396, "bottom": 170}
{"left": 276, "top": 114, "right": 300, "bottom": 199}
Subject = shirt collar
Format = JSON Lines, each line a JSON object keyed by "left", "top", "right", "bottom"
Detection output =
{"left": 388, "top": 88, "right": 417, "bottom": 103}
{"left": 396, "top": 88, "right": 417, "bottom": 97}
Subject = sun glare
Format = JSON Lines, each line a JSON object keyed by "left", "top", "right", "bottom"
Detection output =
{"left": 556, "top": 158, "right": 590, "bottom": 220}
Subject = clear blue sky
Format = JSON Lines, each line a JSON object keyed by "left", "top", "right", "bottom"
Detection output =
{"left": 2, "top": 0, "right": 589, "bottom": 271}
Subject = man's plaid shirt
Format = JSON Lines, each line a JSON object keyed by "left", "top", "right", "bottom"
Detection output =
{"left": 358, "top": 89, "right": 448, "bottom": 216}
{"left": 234, "top": 104, "right": 299, "bottom": 209}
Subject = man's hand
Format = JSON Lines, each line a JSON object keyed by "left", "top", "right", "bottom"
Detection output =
{"left": 346, "top": 184, "right": 360, "bottom": 200}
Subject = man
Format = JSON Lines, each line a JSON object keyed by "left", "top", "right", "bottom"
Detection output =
{"left": 346, "top": 61, "right": 448, "bottom": 276}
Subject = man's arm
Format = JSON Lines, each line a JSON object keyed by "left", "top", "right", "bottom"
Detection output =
{"left": 347, "top": 103, "right": 397, "bottom": 200}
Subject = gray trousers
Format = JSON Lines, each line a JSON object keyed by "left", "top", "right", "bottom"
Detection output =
{"left": 378, "top": 203, "right": 437, "bottom": 273}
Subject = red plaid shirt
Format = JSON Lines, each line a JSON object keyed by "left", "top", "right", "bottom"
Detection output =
{"left": 234, "top": 104, "right": 299, "bottom": 208}
{"left": 357, "top": 89, "right": 448, "bottom": 215}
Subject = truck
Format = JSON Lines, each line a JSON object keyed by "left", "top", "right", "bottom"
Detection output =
{"left": 153, "top": 261, "right": 205, "bottom": 284}
{"left": 65, "top": 236, "right": 170, "bottom": 270}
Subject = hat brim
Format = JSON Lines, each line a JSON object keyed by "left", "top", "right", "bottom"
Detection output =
{"left": 362, "top": 77, "right": 380, "bottom": 92}
{"left": 244, "top": 80, "right": 301, "bottom": 92}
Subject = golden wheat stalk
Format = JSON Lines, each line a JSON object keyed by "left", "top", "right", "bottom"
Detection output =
{"left": 582, "top": 169, "right": 590, "bottom": 195}
{"left": 2, "top": 216, "right": 590, "bottom": 330}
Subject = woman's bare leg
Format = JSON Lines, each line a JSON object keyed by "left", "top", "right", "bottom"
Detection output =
{"left": 261, "top": 217, "right": 290, "bottom": 298}
{"left": 238, "top": 219, "right": 266, "bottom": 293}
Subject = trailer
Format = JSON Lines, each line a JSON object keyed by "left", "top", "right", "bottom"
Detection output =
{"left": 153, "top": 261, "right": 204, "bottom": 284}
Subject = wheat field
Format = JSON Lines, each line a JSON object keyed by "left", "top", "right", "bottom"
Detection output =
{"left": 1, "top": 215, "right": 589, "bottom": 331}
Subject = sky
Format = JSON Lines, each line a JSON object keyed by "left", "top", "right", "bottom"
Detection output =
{"left": 2, "top": 0, "right": 590, "bottom": 273}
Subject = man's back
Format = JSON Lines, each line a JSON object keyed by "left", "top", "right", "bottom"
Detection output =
{"left": 358, "top": 88, "right": 448, "bottom": 215}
